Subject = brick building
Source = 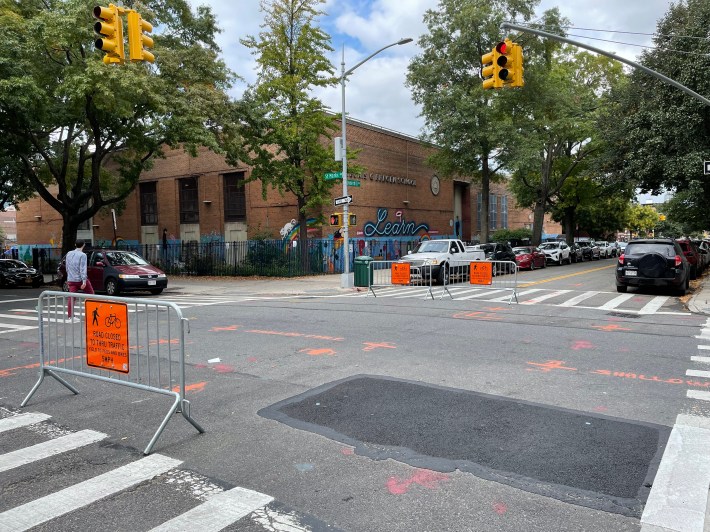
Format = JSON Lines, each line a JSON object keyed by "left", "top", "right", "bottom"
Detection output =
{"left": 16, "top": 118, "right": 560, "bottom": 247}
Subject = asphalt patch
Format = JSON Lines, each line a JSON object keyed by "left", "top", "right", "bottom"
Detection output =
{"left": 259, "top": 375, "right": 669, "bottom": 517}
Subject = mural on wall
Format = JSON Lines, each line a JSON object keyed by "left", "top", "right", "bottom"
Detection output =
{"left": 281, "top": 218, "right": 319, "bottom": 251}
{"left": 364, "top": 208, "right": 429, "bottom": 238}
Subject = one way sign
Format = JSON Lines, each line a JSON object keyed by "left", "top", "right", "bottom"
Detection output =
{"left": 705, "top": 161, "right": 710, "bottom": 175}
{"left": 334, "top": 195, "right": 353, "bottom": 206}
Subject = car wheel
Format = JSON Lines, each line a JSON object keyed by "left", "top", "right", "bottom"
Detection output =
{"left": 530, "top": 261, "right": 535, "bottom": 271}
{"left": 691, "top": 265, "right": 697, "bottom": 280}
{"left": 437, "top": 265, "right": 449, "bottom": 285}
{"left": 558, "top": 256, "right": 563, "bottom": 266}
{"left": 150, "top": 288, "right": 164, "bottom": 295}
{"left": 675, "top": 279, "right": 688, "bottom": 297}
{"left": 105, "top": 278, "right": 120, "bottom": 296}
{"left": 542, "top": 259, "right": 546, "bottom": 268}
{"left": 616, "top": 285, "right": 627, "bottom": 293}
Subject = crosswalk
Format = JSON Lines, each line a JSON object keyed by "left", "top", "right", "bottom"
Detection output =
{"left": 341, "top": 286, "right": 688, "bottom": 315}
{"left": 0, "top": 409, "right": 315, "bottom": 531}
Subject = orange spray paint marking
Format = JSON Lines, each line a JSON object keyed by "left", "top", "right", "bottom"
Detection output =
{"left": 341, "top": 448, "right": 355, "bottom": 455}
{"left": 386, "top": 469, "right": 450, "bottom": 495}
{"left": 571, "top": 340, "right": 594, "bottom": 350}
{"left": 527, "top": 360, "right": 578, "bottom": 373}
{"left": 0, "top": 356, "right": 82, "bottom": 378}
{"left": 596, "top": 323, "right": 631, "bottom": 331}
{"left": 493, "top": 502, "right": 508, "bottom": 515}
{"left": 247, "top": 357, "right": 258, "bottom": 363}
{"left": 172, "top": 381, "right": 207, "bottom": 393}
{"left": 213, "top": 364, "right": 234, "bottom": 373}
{"left": 453, "top": 311, "right": 502, "bottom": 321}
{"left": 299, "top": 348, "right": 337, "bottom": 356}
{"left": 210, "top": 325, "right": 239, "bottom": 332}
{"left": 246, "top": 329, "right": 344, "bottom": 341}
{"left": 483, "top": 306, "right": 506, "bottom": 311}
{"left": 362, "top": 342, "right": 396, "bottom": 352}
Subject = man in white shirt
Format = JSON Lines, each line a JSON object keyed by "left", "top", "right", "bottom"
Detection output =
{"left": 65, "top": 240, "right": 94, "bottom": 320}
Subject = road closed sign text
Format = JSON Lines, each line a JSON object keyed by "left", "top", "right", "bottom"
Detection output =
{"left": 85, "top": 300, "right": 129, "bottom": 373}
{"left": 470, "top": 261, "right": 493, "bottom": 285}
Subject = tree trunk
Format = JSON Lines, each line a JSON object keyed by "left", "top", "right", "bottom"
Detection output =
{"left": 532, "top": 201, "right": 545, "bottom": 245}
{"left": 61, "top": 217, "right": 79, "bottom": 257}
{"left": 563, "top": 207, "right": 575, "bottom": 244}
{"left": 297, "top": 198, "right": 309, "bottom": 273}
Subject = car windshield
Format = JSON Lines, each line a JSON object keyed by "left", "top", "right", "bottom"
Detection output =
{"left": 104, "top": 251, "right": 150, "bottom": 266}
{"left": 625, "top": 243, "right": 675, "bottom": 257}
{"left": 513, "top": 247, "right": 532, "bottom": 255}
{"left": 539, "top": 243, "right": 558, "bottom": 250}
{"left": 412, "top": 241, "right": 448, "bottom": 253}
{"left": 0, "top": 260, "right": 28, "bottom": 269}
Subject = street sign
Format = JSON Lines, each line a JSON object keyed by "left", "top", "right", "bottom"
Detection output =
{"left": 347, "top": 179, "right": 360, "bottom": 188}
{"left": 324, "top": 172, "right": 342, "bottom": 180}
{"left": 85, "top": 300, "right": 130, "bottom": 373}
{"left": 334, "top": 195, "right": 353, "bottom": 206}
{"left": 705, "top": 161, "right": 710, "bottom": 175}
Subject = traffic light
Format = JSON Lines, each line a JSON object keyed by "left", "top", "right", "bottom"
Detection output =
{"left": 127, "top": 11, "right": 154, "bottom": 63}
{"left": 349, "top": 214, "right": 356, "bottom": 226}
{"left": 329, "top": 213, "right": 341, "bottom": 226}
{"left": 481, "top": 40, "right": 524, "bottom": 89}
{"left": 93, "top": 4, "right": 124, "bottom": 64}
{"left": 481, "top": 45, "right": 502, "bottom": 90}
{"left": 507, "top": 42, "right": 524, "bottom": 88}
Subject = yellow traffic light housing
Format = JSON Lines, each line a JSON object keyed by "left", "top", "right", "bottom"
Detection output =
{"left": 127, "top": 11, "right": 154, "bottom": 63}
{"left": 508, "top": 43, "right": 524, "bottom": 88}
{"left": 481, "top": 47, "right": 501, "bottom": 90}
{"left": 481, "top": 39, "right": 524, "bottom": 89}
{"left": 93, "top": 4, "right": 124, "bottom": 64}
{"left": 329, "top": 213, "right": 341, "bottom": 226}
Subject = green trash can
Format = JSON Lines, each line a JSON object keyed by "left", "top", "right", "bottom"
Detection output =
{"left": 354, "top": 256, "right": 373, "bottom": 287}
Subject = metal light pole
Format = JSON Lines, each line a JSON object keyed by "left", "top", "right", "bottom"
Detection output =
{"left": 339, "top": 37, "right": 413, "bottom": 288}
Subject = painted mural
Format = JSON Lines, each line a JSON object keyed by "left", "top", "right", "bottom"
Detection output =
{"left": 363, "top": 208, "right": 429, "bottom": 238}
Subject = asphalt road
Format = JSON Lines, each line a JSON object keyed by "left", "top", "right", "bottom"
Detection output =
{"left": 1, "top": 260, "right": 708, "bottom": 531}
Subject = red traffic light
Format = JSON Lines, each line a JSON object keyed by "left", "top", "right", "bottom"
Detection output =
{"left": 495, "top": 41, "right": 507, "bottom": 54}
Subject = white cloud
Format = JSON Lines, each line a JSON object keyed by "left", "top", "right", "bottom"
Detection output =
{"left": 191, "top": 0, "right": 671, "bottom": 137}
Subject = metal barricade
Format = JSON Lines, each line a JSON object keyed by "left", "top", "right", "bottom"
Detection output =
{"left": 366, "top": 260, "right": 519, "bottom": 303}
{"left": 21, "top": 291, "right": 204, "bottom": 455}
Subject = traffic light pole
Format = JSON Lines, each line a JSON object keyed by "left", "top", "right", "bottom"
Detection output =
{"left": 500, "top": 22, "right": 710, "bottom": 107}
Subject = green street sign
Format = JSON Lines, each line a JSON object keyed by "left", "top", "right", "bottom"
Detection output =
{"left": 347, "top": 180, "right": 360, "bottom": 187}
{"left": 324, "top": 172, "right": 342, "bottom": 180}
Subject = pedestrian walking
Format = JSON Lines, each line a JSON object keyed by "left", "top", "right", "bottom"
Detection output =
{"left": 66, "top": 239, "right": 94, "bottom": 320}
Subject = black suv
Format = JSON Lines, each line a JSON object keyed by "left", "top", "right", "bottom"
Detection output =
{"left": 577, "top": 241, "right": 600, "bottom": 261}
{"left": 615, "top": 239, "right": 690, "bottom": 295}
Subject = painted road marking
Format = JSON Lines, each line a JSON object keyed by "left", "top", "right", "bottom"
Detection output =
{"left": 638, "top": 296, "right": 670, "bottom": 315}
{"left": 457, "top": 289, "right": 508, "bottom": 300}
{"left": 688, "top": 390, "right": 710, "bottom": 402}
{"left": 0, "top": 313, "right": 40, "bottom": 321}
{"left": 686, "top": 369, "right": 710, "bottom": 379}
{"left": 487, "top": 288, "right": 543, "bottom": 302}
{"left": 0, "top": 453, "right": 182, "bottom": 531}
{"left": 691, "top": 356, "right": 710, "bottom": 364}
{"left": 558, "top": 291, "right": 599, "bottom": 307}
{"left": 518, "top": 264, "right": 615, "bottom": 287}
{"left": 598, "top": 293, "right": 635, "bottom": 310}
{"left": 641, "top": 414, "right": 710, "bottom": 532}
{"left": 0, "top": 413, "right": 51, "bottom": 433}
{"left": 520, "top": 290, "right": 572, "bottom": 305}
{"left": 149, "top": 487, "right": 273, "bottom": 532}
{"left": 699, "top": 345, "right": 710, "bottom": 351}
{"left": 0, "top": 429, "right": 106, "bottom": 473}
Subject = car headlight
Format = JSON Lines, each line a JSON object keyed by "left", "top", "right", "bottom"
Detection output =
{"left": 119, "top": 274, "right": 140, "bottom": 279}
{"left": 423, "top": 259, "right": 439, "bottom": 265}
{"left": 157, "top": 273, "right": 167, "bottom": 278}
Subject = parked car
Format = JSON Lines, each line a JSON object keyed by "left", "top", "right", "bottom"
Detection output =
{"left": 692, "top": 240, "right": 710, "bottom": 272}
{"left": 596, "top": 241, "right": 614, "bottom": 259}
{"left": 58, "top": 249, "right": 167, "bottom": 296}
{"left": 616, "top": 238, "right": 690, "bottom": 295}
{"left": 569, "top": 243, "right": 584, "bottom": 263}
{"left": 675, "top": 238, "right": 701, "bottom": 280}
{"left": 539, "top": 241, "right": 571, "bottom": 265}
{"left": 577, "top": 240, "right": 600, "bottom": 261}
{"left": 513, "top": 246, "right": 546, "bottom": 270}
{"left": 470, "top": 242, "right": 517, "bottom": 274}
{"left": 0, "top": 259, "right": 43, "bottom": 288}
{"left": 617, "top": 241, "right": 628, "bottom": 255}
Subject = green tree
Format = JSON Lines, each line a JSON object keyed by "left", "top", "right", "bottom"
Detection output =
{"left": 663, "top": 182, "right": 710, "bottom": 234}
{"left": 406, "top": 0, "right": 538, "bottom": 243}
{"left": 0, "top": 0, "right": 235, "bottom": 254}
{"left": 627, "top": 204, "right": 659, "bottom": 237}
{"left": 507, "top": 44, "right": 623, "bottom": 244}
{"left": 233, "top": 0, "right": 340, "bottom": 253}
{"left": 599, "top": 0, "right": 710, "bottom": 228}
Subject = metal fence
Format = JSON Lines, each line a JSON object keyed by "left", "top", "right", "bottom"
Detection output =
{"left": 21, "top": 291, "right": 204, "bottom": 454}
{"left": 366, "top": 260, "right": 519, "bottom": 303}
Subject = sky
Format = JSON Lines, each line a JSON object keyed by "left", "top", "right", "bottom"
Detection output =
{"left": 192, "top": 0, "right": 673, "bottom": 139}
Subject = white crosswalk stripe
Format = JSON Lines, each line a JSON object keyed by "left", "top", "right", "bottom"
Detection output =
{"left": 0, "top": 411, "right": 292, "bottom": 531}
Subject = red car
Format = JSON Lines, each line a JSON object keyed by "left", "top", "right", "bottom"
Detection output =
{"left": 676, "top": 238, "right": 700, "bottom": 279}
{"left": 59, "top": 249, "right": 167, "bottom": 296}
{"left": 513, "top": 246, "right": 546, "bottom": 270}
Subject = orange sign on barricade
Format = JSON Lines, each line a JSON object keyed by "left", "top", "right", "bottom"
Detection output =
{"left": 85, "top": 300, "right": 129, "bottom": 373}
{"left": 391, "top": 262, "right": 411, "bottom": 285}
{"left": 470, "top": 261, "right": 493, "bottom": 285}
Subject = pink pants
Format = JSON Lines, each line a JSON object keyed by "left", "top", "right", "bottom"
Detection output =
{"left": 67, "top": 280, "right": 94, "bottom": 317}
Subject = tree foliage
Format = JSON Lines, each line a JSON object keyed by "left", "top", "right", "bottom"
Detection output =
{"left": 406, "top": 0, "right": 539, "bottom": 243}
{"left": 233, "top": 0, "right": 340, "bottom": 246}
{"left": 0, "top": 0, "right": 235, "bottom": 254}
{"left": 627, "top": 204, "right": 660, "bottom": 237}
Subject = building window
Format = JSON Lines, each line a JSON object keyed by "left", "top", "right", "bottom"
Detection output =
{"left": 489, "top": 194, "right": 497, "bottom": 230}
{"left": 223, "top": 172, "right": 246, "bottom": 222}
{"left": 501, "top": 195, "right": 508, "bottom": 229}
{"left": 140, "top": 182, "right": 158, "bottom": 226}
{"left": 477, "top": 193, "right": 482, "bottom": 232}
{"left": 179, "top": 177, "right": 199, "bottom": 224}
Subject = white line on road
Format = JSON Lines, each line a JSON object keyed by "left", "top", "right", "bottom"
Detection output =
{"left": 597, "top": 293, "right": 635, "bottom": 310}
{"left": 149, "top": 487, "right": 273, "bottom": 532}
{"left": 638, "top": 296, "right": 669, "bottom": 315}
{"left": 698, "top": 345, "right": 710, "bottom": 351}
{"left": 691, "top": 356, "right": 710, "bottom": 364}
{"left": 686, "top": 369, "right": 710, "bottom": 379}
{"left": 457, "top": 289, "right": 508, "bottom": 300}
{"left": 0, "top": 413, "right": 51, "bottom": 433}
{"left": 0, "top": 430, "right": 106, "bottom": 473}
{"left": 641, "top": 414, "right": 710, "bottom": 532}
{"left": 558, "top": 291, "right": 599, "bottom": 307}
{"left": 0, "top": 313, "right": 38, "bottom": 321}
{"left": 487, "top": 288, "right": 542, "bottom": 302}
{"left": 0, "top": 453, "right": 182, "bottom": 532}
{"left": 520, "top": 290, "right": 572, "bottom": 305}
{"left": 687, "top": 390, "right": 710, "bottom": 402}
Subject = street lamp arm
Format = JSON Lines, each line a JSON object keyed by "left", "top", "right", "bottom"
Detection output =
{"left": 342, "top": 38, "right": 413, "bottom": 79}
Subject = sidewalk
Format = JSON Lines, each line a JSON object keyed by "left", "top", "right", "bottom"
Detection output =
{"left": 688, "top": 276, "right": 710, "bottom": 315}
